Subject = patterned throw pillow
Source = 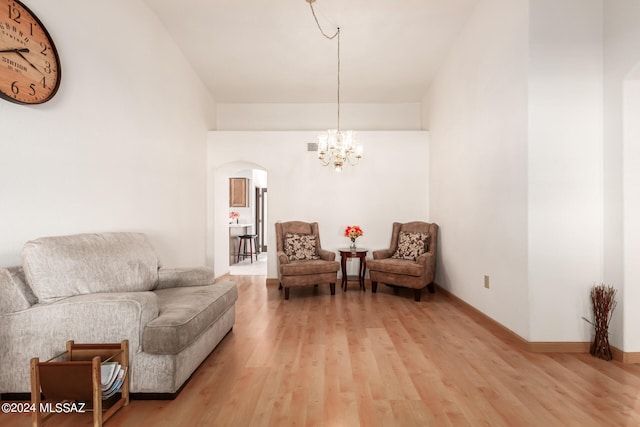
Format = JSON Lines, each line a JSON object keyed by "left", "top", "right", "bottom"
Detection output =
{"left": 284, "top": 233, "right": 321, "bottom": 261}
{"left": 392, "top": 231, "right": 429, "bottom": 261}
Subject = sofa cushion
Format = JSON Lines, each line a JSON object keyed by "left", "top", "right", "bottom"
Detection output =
{"left": 143, "top": 281, "right": 238, "bottom": 355}
{"left": 0, "top": 267, "right": 37, "bottom": 314}
{"left": 367, "top": 258, "right": 424, "bottom": 277}
{"left": 392, "top": 231, "right": 429, "bottom": 261}
{"left": 22, "top": 232, "right": 160, "bottom": 303}
{"left": 284, "top": 233, "right": 321, "bottom": 261}
{"left": 280, "top": 259, "right": 339, "bottom": 276}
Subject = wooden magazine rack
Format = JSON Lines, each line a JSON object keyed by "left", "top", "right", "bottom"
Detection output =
{"left": 30, "top": 340, "right": 129, "bottom": 427}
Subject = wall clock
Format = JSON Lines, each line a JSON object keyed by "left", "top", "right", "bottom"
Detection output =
{"left": 0, "top": 0, "right": 61, "bottom": 104}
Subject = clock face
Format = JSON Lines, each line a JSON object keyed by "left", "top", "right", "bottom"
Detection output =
{"left": 0, "top": 0, "right": 61, "bottom": 104}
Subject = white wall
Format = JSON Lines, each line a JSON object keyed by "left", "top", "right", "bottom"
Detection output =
{"left": 528, "top": 0, "right": 604, "bottom": 343}
{"left": 604, "top": 0, "right": 640, "bottom": 352}
{"left": 623, "top": 76, "right": 640, "bottom": 351}
{"left": 217, "top": 103, "right": 422, "bottom": 131}
{"left": 0, "top": 0, "right": 216, "bottom": 267}
{"left": 423, "top": 0, "right": 530, "bottom": 338}
{"left": 208, "top": 131, "right": 429, "bottom": 279}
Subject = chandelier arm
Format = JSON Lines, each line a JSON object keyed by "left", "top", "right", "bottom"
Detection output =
{"left": 318, "top": 156, "right": 331, "bottom": 166}
{"left": 346, "top": 155, "right": 360, "bottom": 166}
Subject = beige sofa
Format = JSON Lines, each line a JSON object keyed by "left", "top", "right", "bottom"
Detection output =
{"left": 0, "top": 232, "right": 237, "bottom": 398}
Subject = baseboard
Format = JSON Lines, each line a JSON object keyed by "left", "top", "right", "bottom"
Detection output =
{"left": 527, "top": 341, "right": 590, "bottom": 353}
{"left": 435, "top": 284, "right": 638, "bottom": 364}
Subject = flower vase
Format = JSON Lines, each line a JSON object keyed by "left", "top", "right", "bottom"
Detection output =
{"left": 350, "top": 239, "right": 357, "bottom": 254}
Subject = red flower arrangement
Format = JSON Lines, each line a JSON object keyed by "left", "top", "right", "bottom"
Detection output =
{"left": 229, "top": 211, "right": 239, "bottom": 219}
{"left": 344, "top": 225, "right": 363, "bottom": 242}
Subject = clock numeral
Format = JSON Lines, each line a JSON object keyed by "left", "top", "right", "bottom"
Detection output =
{"left": 39, "top": 76, "right": 46, "bottom": 88}
{"left": 10, "top": 80, "right": 19, "bottom": 95}
{"left": 8, "top": 3, "right": 21, "bottom": 23}
{"left": 29, "top": 83, "right": 36, "bottom": 96}
{"left": 44, "top": 60, "right": 51, "bottom": 74}
{"left": 40, "top": 42, "right": 47, "bottom": 56}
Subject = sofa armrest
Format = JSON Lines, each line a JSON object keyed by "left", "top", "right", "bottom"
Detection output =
{"left": 157, "top": 267, "right": 214, "bottom": 290}
{"left": 372, "top": 249, "right": 394, "bottom": 259}
{"left": 277, "top": 251, "right": 289, "bottom": 265}
{"left": 318, "top": 248, "right": 336, "bottom": 261}
{"left": 0, "top": 292, "right": 159, "bottom": 393}
{"left": 416, "top": 252, "right": 436, "bottom": 282}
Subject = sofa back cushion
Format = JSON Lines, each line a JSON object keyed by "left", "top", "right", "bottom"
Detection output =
{"left": 22, "top": 232, "right": 159, "bottom": 303}
{"left": 0, "top": 266, "right": 37, "bottom": 314}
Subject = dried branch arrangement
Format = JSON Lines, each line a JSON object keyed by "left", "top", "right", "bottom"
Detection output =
{"left": 590, "top": 283, "right": 617, "bottom": 360}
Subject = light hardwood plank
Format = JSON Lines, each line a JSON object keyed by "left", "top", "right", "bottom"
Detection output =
{"left": 2, "top": 275, "right": 640, "bottom": 426}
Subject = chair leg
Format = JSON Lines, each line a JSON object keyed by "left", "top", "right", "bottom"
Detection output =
{"left": 371, "top": 281, "right": 378, "bottom": 293}
{"left": 284, "top": 287, "right": 290, "bottom": 300}
{"left": 427, "top": 282, "right": 435, "bottom": 293}
{"left": 414, "top": 289, "right": 421, "bottom": 302}
{"left": 330, "top": 283, "right": 335, "bottom": 295}
{"left": 278, "top": 282, "right": 283, "bottom": 290}
{"left": 236, "top": 237, "right": 242, "bottom": 263}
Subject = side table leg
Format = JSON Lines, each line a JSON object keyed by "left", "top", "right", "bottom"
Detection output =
{"left": 341, "top": 254, "right": 348, "bottom": 291}
{"left": 360, "top": 256, "right": 366, "bottom": 291}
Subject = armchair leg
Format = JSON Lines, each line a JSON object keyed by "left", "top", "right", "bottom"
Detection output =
{"left": 427, "top": 283, "right": 435, "bottom": 294}
{"left": 372, "top": 281, "right": 378, "bottom": 293}
{"left": 414, "top": 289, "right": 421, "bottom": 302}
{"left": 284, "top": 288, "right": 290, "bottom": 300}
{"left": 278, "top": 282, "right": 283, "bottom": 290}
{"left": 330, "top": 283, "right": 335, "bottom": 295}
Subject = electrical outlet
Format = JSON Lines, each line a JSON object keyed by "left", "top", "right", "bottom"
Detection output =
{"left": 484, "top": 275, "right": 490, "bottom": 289}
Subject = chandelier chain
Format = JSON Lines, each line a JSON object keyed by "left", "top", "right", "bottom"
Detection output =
{"left": 308, "top": 1, "right": 339, "bottom": 40}
{"left": 307, "top": 0, "right": 362, "bottom": 172}
{"left": 308, "top": 1, "right": 341, "bottom": 131}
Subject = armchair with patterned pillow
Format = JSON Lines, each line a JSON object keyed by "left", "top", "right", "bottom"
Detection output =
{"left": 275, "top": 221, "right": 340, "bottom": 300}
{"left": 367, "top": 221, "right": 439, "bottom": 301}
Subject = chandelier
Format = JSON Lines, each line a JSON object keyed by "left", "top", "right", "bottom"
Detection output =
{"left": 306, "top": 0, "right": 363, "bottom": 172}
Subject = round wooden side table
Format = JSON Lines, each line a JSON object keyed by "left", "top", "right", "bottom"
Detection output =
{"left": 338, "top": 248, "right": 368, "bottom": 291}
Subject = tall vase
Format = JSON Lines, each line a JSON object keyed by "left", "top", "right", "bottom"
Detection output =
{"left": 350, "top": 239, "right": 357, "bottom": 254}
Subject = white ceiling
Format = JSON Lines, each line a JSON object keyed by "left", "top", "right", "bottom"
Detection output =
{"left": 144, "top": 0, "right": 478, "bottom": 103}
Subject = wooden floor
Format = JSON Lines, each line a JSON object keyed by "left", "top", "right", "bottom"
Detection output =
{"left": 3, "top": 275, "right": 640, "bottom": 426}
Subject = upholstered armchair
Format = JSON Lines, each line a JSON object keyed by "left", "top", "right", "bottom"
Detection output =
{"left": 275, "top": 221, "right": 340, "bottom": 300}
{"left": 367, "top": 221, "right": 438, "bottom": 301}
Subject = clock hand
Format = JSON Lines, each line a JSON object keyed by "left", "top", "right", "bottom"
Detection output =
{"left": 14, "top": 50, "right": 43, "bottom": 75}
{"left": 0, "top": 48, "right": 29, "bottom": 53}
{"left": 0, "top": 48, "right": 42, "bottom": 74}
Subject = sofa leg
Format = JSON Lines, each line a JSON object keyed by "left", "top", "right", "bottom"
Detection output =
{"left": 427, "top": 282, "right": 435, "bottom": 294}
{"left": 414, "top": 289, "right": 421, "bottom": 302}
{"left": 372, "top": 281, "right": 378, "bottom": 293}
{"left": 284, "top": 288, "right": 290, "bottom": 300}
{"left": 330, "top": 283, "right": 335, "bottom": 295}
{"left": 278, "top": 282, "right": 283, "bottom": 290}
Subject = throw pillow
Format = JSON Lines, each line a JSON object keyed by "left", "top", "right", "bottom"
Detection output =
{"left": 392, "top": 231, "right": 429, "bottom": 261}
{"left": 284, "top": 233, "right": 321, "bottom": 261}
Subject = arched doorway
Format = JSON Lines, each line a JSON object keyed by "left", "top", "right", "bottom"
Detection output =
{"left": 207, "top": 161, "right": 268, "bottom": 278}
